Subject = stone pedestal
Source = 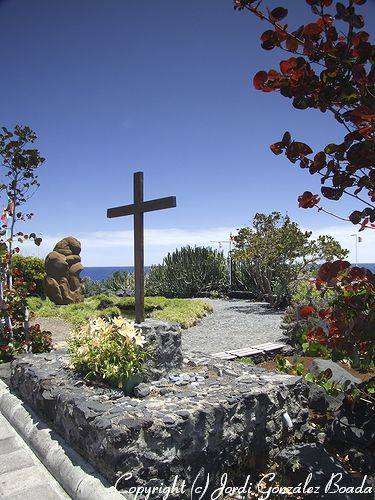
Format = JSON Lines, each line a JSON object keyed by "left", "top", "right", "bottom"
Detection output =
{"left": 137, "top": 319, "right": 183, "bottom": 381}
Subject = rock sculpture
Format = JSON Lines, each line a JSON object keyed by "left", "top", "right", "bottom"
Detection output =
{"left": 44, "top": 236, "right": 84, "bottom": 305}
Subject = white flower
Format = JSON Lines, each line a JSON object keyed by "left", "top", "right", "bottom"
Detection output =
{"left": 77, "top": 345, "right": 89, "bottom": 356}
{"left": 112, "top": 316, "right": 127, "bottom": 328}
{"left": 134, "top": 334, "right": 146, "bottom": 347}
{"left": 90, "top": 318, "right": 107, "bottom": 332}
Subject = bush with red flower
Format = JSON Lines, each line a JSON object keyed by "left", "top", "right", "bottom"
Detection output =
{"left": 0, "top": 125, "right": 52, "bottom": 362}
{"left": 0, "top": 264, "right": 52, "bottom": 362}
{"left": 299, "top": 260, "right": 374, "bottom": 370}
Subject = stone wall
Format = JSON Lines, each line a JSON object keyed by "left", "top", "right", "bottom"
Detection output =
{"left": 11, "top": 350, "right": 308, "bottom": 497}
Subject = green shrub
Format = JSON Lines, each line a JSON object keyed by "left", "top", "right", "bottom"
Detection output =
{"left": 274, "top": 355, "right": 342, "bottom": 396}
{"left": 232, "top": 212, "right": 348, "bottom": 308}
{"left": 69, "top": 316, "right": 147, "bottom": 390}
{"left": 145, "top": 246, "right": 228, "bottom": 298}
{"left": 117, "top": 296, "right": 168, "bottom": 312}
{"left": 12, "top": 255, "right": 46, "bottom": 297}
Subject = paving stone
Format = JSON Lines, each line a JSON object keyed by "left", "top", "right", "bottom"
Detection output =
{"left": 0, "top": 436, "right": 21, "bottom": 456}
{"left": 0, "top": 448, "right": 35, "bottom": 474}
{"left": 4, "top": 483, "right": 69, "bottom": 500}
{"left": 0, "top": 415, "right": 15, "bottom": 440}
{"left": 0, "top": 410, "right": 69, "bottom": 498}
{"left": 0, "top": 466, "right": 49, "bottom": 496}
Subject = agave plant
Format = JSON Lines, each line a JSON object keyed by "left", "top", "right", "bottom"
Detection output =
{"left": 145, "top": 246, "right": 228, "bottom": 298}
{"left": 83, "top": 271, "right": 135, "bottom": 298}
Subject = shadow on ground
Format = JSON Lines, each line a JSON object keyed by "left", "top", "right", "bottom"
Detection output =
{"left": 227, "top": 302, "right": 284, "bottom": 316}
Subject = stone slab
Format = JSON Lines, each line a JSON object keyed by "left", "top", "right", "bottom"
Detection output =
{"left": 0, "top": 448, "right": 35, "bottom": 475}
{"left": 210, "top": 351, "right": 237, "bottom": 360}
{"left": 0, "top": 466, "right": 54, "bottom": 497}
{"left": 0, "top": 380, "right": 126, "bottom": 500}
{"left": 11, "top": 350, "right": 308, "bottom": 497}
{"left": 5, "top": 484, "right": 69, "bottom": 500}
{"left": 0, "top": 436, "right": 21, "bottom": 456}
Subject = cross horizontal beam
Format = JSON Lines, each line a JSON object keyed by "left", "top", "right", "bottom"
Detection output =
{"left": 107, "top": 196, "right": 176, "bottom": 219}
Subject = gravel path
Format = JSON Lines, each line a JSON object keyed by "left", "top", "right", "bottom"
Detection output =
{"left": 32, "top": 317, "right": 72, "bottom": 349}
{"left": 182, "top": 299, "right": 285, "bottom": 355}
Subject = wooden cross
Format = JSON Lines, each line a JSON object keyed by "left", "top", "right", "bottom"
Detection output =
{"left": 107, "top": 171, "right": 176, "bottom": 323}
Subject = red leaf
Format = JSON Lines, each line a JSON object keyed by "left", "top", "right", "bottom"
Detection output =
{"left": 285, "top": 37, "right": 298, "bottom": 51}
{"left": 270, "top": 7, "right": 288, "bottom": 21}
{"left": 359, "top": 217, "right": 369, "bottom": 232}
{"left": 312, "top": 151, "right": 326, "bottom": 170}
{"left": 281, "top": 131, "right": 291, "bottom": 145}
{"left": 253, "top": 71, "right": 268, "bottom": 90}
{"left": 300, "top": 306, "right": 315, "bottom": 319}
{"left": 270, "top": 142, "right": 283, "bottom": 155}
{"left": 349, "top": 210, "right": 362, "bottom": 224}
{"left": 298, "top": 191, "right": 320, "bottom": 208}
{"left": 289, "top": 141, "right": 313, "bottom": 158}
{"left": 303, "top": 23, "right": 323, "bottom": 36}
{"left": 280, "top": 57, "right": 296, "bottom": 74}
{"left": 321, "top": 186, "right": 343, "bottom": 200}
{"left": 352, "top": 31, "right": 369, "bottom": 46}
{"left": 318, "top": 260, "right": 350, "bottom": 283}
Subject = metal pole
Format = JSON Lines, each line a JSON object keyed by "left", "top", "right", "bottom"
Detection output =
{"left": 228, "top": 233, "right": 232, "bottom": 289}
{"left": 351, "top": 234, "right": 358, "bottom": 265}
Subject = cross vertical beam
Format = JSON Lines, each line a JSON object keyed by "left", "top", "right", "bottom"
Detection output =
{"left": 107, "top": 171, "right": 176, "bottom": 325}
{"left": 133, "top": 172, "right": 144, "bottom": 323}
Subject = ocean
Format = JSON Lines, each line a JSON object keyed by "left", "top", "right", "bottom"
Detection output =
{"left": 82, "top": 267, "right": 149, "bottom": 281}
{"left": 82, "top": 263, "right": 375, "bottom": 282}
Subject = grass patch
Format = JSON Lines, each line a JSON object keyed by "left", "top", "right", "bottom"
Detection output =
{"left": 237, "top": 357, "right": 255, "bottom": 366}
{"left": 27, "top": 295, "right": 213, "bottom": 329}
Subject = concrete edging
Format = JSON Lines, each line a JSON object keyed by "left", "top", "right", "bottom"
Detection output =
{"left": 0, "top": 379, "right": 127, "bottom": 500}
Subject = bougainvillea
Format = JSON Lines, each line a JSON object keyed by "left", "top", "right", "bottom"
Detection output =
{"left": 234, "top": 0, "right": 375, "bottom": 229}
{"left": 300, "top": 260, "right": 374, "bottom": 369}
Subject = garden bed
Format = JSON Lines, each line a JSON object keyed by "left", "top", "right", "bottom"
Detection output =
{"left": 27, "top": 295, "right": 213, "bottom": 329}
{"left": 11, "top": 350, "right": 308, "bottom": 496}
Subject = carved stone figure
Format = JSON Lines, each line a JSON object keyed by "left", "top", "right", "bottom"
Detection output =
{"left": 44, "top": 236, "right": 84, "bottom": 305}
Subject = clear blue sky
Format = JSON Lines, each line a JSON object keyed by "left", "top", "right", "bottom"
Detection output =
{"left": 1, "top": 0, "right": 374, "bottom": 264}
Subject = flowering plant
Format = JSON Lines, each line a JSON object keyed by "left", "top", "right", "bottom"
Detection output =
{"left": 69, "top": 316, "right": 147, "bottom": 389}
{"left": 299, "top": 261, "right": 374, "bottom": 370}
{"left": 0, "top": 266, "right": 52, "bottom": 362}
